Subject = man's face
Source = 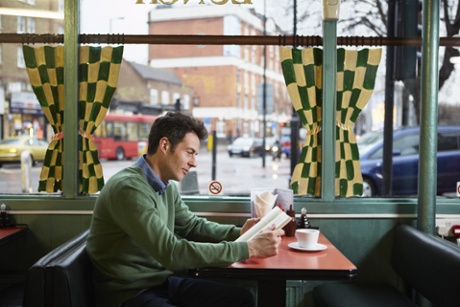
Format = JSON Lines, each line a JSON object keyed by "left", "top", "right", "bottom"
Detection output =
{"left": 164, "top": 132, "right": 200, "bottom": 182}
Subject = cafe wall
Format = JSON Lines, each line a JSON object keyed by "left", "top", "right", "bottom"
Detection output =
{"left": 5, "top": 198, "right": 452, "bottom": 305}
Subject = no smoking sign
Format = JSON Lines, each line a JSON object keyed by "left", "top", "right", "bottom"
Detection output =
{"left": 208, "top": 181, "right": 223, "bottom": 195}
{"left": 457, "top": 182, "right": 460, "bottom": 197}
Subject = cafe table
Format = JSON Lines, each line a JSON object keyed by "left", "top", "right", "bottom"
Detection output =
{"left": 191, "top": 233, "right": 357, "bottom": 307}
{"left": 0, "top": 225, "right": 28, "bottom": 246}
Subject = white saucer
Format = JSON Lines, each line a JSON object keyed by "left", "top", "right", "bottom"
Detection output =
{"left": 288, "top": 242, "right": 327, "bottom": 252}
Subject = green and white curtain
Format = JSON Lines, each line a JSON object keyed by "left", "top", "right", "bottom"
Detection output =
{"left": 280, "top": 47, "right": 381, "bottom": 197}
{"left": 23, "top": 45, "right": 124, "bottom": 194}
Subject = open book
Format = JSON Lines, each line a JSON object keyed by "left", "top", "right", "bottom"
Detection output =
{"left": 235, "top": 206, "right": 292, "bottom": 242}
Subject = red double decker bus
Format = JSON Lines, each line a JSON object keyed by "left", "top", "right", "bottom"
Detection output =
{"left": 93, "top": 113, "right": 158, "bottom": 160}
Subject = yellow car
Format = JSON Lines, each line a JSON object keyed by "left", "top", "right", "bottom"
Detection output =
{"left": 0, "top": 136, "right": 49, "bottom": 167}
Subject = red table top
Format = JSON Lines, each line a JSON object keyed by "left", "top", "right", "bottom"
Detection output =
{"left": 193, "top": 233, "right": 357, "bottom": 280}
{"left": 0, "top": 225, "right": 28, "bottom": 242}
{"left": 231, "top": 233, "right": 356, "bottom": 271}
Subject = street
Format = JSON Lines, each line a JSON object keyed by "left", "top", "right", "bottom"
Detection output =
{"left": 0, "top": 146, "right": 292, "bottom": 195}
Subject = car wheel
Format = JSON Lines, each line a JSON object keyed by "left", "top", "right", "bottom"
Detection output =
{"left": 362, "top": 178, "right": 374, "bottom": 197}
{"left": 116, "top": 147, "right": 125, "bottom": 161}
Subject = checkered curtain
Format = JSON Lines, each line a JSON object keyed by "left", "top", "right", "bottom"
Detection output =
{"left": 23, "top": 45, "right": 124, "bottom": 194}
{"left": 280, "top": 47, "right": 381, "bottom": 197}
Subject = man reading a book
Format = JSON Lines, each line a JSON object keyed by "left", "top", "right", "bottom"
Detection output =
{"left": 87, "top": 112, "right": 284, "bottom": 307}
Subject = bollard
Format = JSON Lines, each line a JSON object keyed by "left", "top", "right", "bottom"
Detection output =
{"left": 21, "top": 150, "right": 32, "bottom": 193}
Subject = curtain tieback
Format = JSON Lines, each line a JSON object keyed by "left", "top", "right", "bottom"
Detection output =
{"left": 306, "top": 126, "right": 322, "bottom": 136}
{"left": 52, "top": 132, "right": 64, "bottom": 140}
{"left": 305, "top": 121, "right": 353, "bottom": 136}
{"left": 336, "top": 121, "right": 353, "bottom": 132}
{"left": 79, "top": 130, "right": 94, "bottom": 141}
{"left": 51, "top": 130, "right": 94, "bottom": 141}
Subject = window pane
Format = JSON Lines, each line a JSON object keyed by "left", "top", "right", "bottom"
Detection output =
{"left": 0, "top": 0, "right": 63, "bottom": 194}
{"left": 1, "top": 0, "right": 458, "bottom": 198}
{"left": 80, "top": 0, "right": 460, "bottom": 198}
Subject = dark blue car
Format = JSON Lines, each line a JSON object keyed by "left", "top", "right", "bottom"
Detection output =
{"left": 357, "top": 126, "right": 460, "bottom": 197}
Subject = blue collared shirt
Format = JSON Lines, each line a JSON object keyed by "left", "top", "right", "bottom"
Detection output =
{"left": 135, "top": 155, "right": 169, "bottom": 195}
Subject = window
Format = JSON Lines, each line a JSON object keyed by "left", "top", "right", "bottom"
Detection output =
{"left": 438, "top": 130, "right": 460, "bottom": 152}
{"left": 183, "top": 94, "right": 190, "bottom": 110}
{"left": 27, "top": 18, "right": 35, "bottom": 33}
{"left": 150, "top": 89, "right": 158, "bottom": 105}
{"left": 17, "top": 17, "right": 26, "bottom": 33}
{"left": 0, "top": 0, "right": 456, "bottom": 201}
{"left": 161, "top": 91, "right": 170, "bottom": 105}
{"left": 173, "top": 92, "right": 180, "bottom": 106}
{"left": 17, "top": 47, "right": 25, "bottom": 68}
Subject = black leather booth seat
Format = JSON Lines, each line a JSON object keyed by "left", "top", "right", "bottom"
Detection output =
{"left": 23, "top": 230, "right": 95, "bottom": 307}
{"left": 313, "top": 224, "right": 460, "bottom": 307}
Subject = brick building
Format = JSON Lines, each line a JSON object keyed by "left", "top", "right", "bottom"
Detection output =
{"left": 147, "top": 5, "right": 291, "bottom": 141}
{"left": 114, "top": 60, "right": 195, "bottom": 115}
{"left": 0, "top": 0, "right": 64, "bottom": 139}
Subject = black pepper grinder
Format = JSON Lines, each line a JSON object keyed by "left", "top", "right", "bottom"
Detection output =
{"left": 0, "top": 204, "right": 12, "bottom": 228}
{"left": 300, "top": 207, "right": 311, "bottom": 229}
{"left": 283, "top": 204, "right": 297, "bottom": 237}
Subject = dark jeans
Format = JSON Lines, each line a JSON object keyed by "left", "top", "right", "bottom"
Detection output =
{"left": 121, "top": 276, "right": 255, "bottom": 307}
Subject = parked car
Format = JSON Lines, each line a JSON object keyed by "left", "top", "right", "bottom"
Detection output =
{"left": 227, "top": 137, "right": 264, "bottom": 158}
{"left": 357, "top": 126, "right": 460, "bottom": 197}
{"left": 0, "top": 135, "right": 49, "bottom": 167}
{"left": 264, "top": 137, "right": 279, "bottom": 155}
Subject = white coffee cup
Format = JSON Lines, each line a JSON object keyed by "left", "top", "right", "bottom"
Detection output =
{"left": 295, "top": 229, "right": 320, "bottom": 248}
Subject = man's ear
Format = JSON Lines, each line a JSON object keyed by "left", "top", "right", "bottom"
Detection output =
{"left": 160, "top": 138, "right": 169, "bottom": 153}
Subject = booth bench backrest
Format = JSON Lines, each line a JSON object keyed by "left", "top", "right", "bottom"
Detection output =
{"left": 392, "top": 223, "right": 460, "bottom": 306}
{"left": 313, "top": 224, "right": 460, "bottom": 307}
{"left": 22, "top": 229, "right": 95, "bottom": 307}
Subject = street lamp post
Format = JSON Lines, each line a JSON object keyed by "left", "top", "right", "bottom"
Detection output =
{"left": 262, "top": 0, "right": 267, "bottom": 168}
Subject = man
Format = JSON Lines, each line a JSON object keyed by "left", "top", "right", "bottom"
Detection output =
{"left": 86, "top": 112, "right": 284, "bottom": 307}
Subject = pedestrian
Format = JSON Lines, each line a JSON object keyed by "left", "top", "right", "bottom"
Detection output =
{"left": 86, "top": 111, "right": 284, "bottom": 307}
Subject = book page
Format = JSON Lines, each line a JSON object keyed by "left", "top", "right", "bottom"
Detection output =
{"left": 235, "top": 206, "right": 291, "bottom": 242}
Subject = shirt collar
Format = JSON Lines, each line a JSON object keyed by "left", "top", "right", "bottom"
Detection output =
{"left": 135, "top": 155, "right": 169, "bottom": 195}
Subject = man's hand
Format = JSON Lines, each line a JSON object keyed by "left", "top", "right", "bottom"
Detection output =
{"left": 247, "top": 226, "right": 284, "bottom": 258}
{"left": 240, "top": 218, "right": 260, "bottom": 236}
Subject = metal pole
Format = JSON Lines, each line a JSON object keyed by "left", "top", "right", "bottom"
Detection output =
{"left": 321, "top": 0, "right": 340, "bottom": 201}
{"left": 262, "top": 0, "right": 267, "bottom": 168}
{"left": 382, "top": 0, "right": 397, "bottom": 196}
{"left": 289, "top": 0, "right": 299, "bottom": 176}
{"left": 418, "top": 0, "right": 439, "bottom": 234}
{"left": 212, "top": 130, "right": 217, "bottom": 181}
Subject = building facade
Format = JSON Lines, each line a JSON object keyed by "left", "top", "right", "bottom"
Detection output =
{"left": 114, "top": 60, "right": 195, "bottom": 115}
{"left": 0, "top": 0, "right": 64, "bottom": 139}
{"left": 147, "top": 5, "right": 291, "bottom": 140}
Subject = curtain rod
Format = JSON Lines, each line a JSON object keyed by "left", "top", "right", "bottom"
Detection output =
{"left": 1, "top": 33, "right": 460, "bottom": 47}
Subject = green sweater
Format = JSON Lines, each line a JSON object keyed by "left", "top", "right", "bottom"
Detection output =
{"left": 86, "top": 165, "right": 249, "bottom": 304}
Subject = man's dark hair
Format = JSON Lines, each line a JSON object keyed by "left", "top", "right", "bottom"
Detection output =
{"left": 147, "top": 112, "right": 208, "bottom": 155}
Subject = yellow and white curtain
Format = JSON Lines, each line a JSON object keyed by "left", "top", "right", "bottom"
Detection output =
{"left": 23, "top": 45, "right": 124, "bottom": 194}
{"left": 280, "top": 47, "right": 381, "bottom": 197}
